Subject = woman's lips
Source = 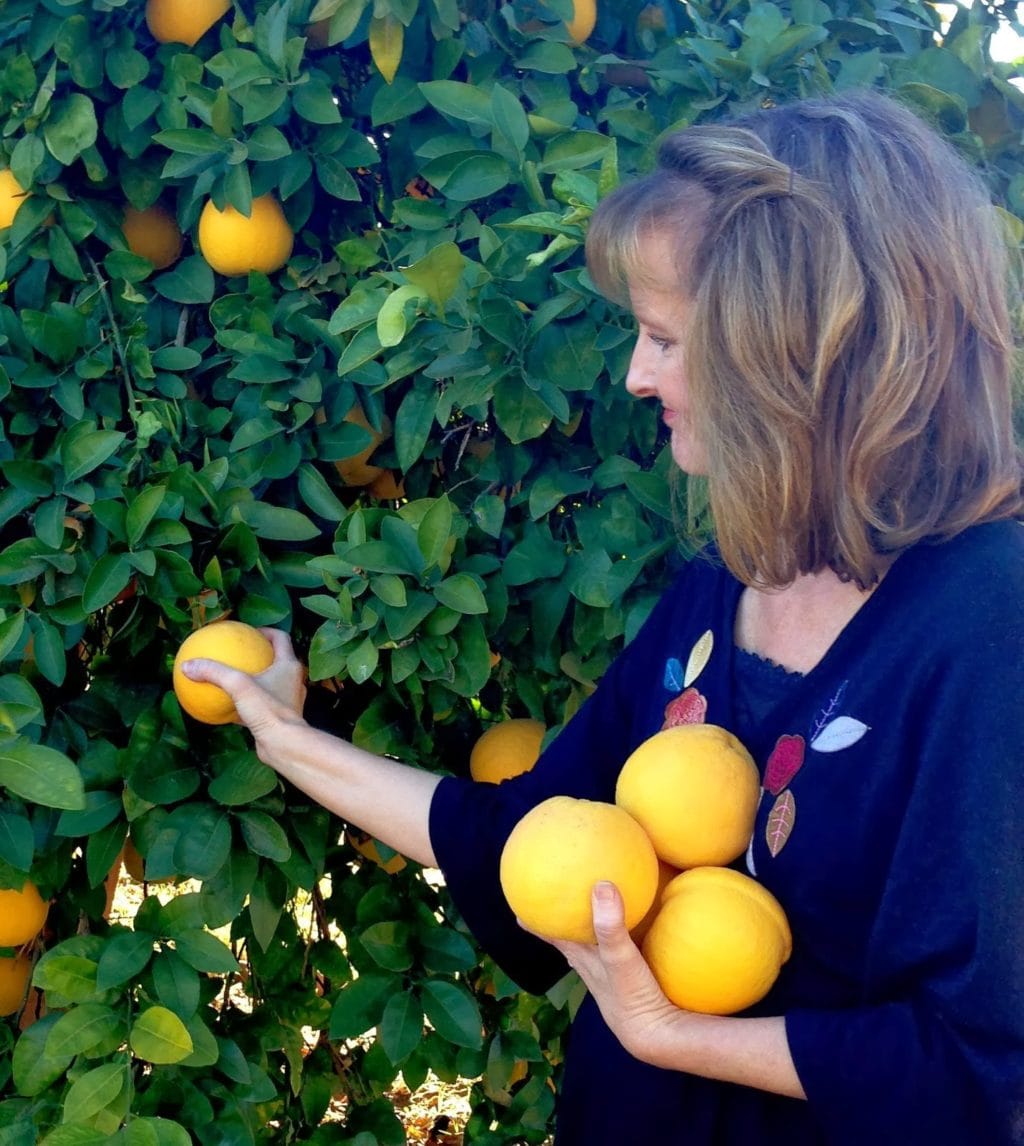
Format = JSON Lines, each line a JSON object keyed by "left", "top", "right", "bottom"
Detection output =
{"left": 662, "top": 407, "right": 677, "bottom": 425}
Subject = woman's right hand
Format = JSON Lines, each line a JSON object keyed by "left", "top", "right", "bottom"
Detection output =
{"left": 180, "top": 628, "right": 308, "bottom": 769}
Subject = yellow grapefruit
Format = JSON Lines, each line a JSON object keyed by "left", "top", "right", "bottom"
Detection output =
{"left": 499, "top": 796, "right": 659, "bottom": 943}
{"left": 145, "top": 0, "right": 231, "bottom": 46}
{"left": 642, "top": 866, "right": 791, "bottom": 1014}
{"left": 172, "top": 620, "right": 274, "bottom": 724}
{"left": 0, "top": 882, "right": 48, "bottom": 948}
{"left": 197, "top": 194, "right": 294, "bottom": 276}
{"left": 615, "top": 724, "right": 760, "bottom": 868}
{"left": 566, "top": 0, "right": 597, "bottom": 43}
{"left": 0, "top": 955, "right": 32, "bottom": 1017}
{"left": 367, "top": 469, "right": 406, "bottom": 500}
{"left": 470, "top": 718, "right": 546, "bottom": 784}
{"left": 0, "top": 169, "right": 30, "bottom": 230}
{"left": 121, "top": 205, "right": 183, "bottom": 270}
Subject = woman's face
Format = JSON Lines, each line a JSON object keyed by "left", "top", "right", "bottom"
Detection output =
{"left": 625, "top": 232, "right": 707, "bottom": 476}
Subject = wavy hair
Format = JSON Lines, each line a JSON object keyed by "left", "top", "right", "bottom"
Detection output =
{"left": 586, "top": 90, "right": 1023, "bottom": 588}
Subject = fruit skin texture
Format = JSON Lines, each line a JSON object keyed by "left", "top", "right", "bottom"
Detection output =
{"left": 198, "top": 194, "right": 294, "bottom": 276}
{"left": 0, "top": 882, "right": 48, "bottom": 948}
{"left": 172, "top": 620, "right": 274, "bottom": 724}
{"left": 0, "top": 955, "right": 32, "bottom": 1017}
{"left": 0, "top": 169, "right": 29, "bottom": 230}
{"left": 499, "top": 796, "right": 660, "bottom": 943}
{"left": 615, "top": 724, "right": 760, "bottom": 868}
{"left": 641, "top": 866, "right": 792, "bottom": 1015}
{"left": 121, "top": 205, "right": 183, "bottom": 270}
{"left": 470, "top": 718, "right": 546, "bottom": 783}
{"left": 145, "top": 0, "right": 230, "bottom": 46}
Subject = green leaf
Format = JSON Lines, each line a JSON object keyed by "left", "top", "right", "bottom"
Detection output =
{"left": 22, "top": 305, "right": 87, "bottom": 365}
{"left": 237, "top": 810, "right": 291, "bottom": 862}
{"left": 420, "top": 979, "right": 483, "bottom": 1049}
{"left": 417, "top": 496, "right": 453, "bottom": 567}
{"left": 96, "top": 932, "right": 155, "bottom": 991}
{"left": 360, "top": 921, "right": 413, "bottom": 971}
{"left": 379, "top": 992, "right": 423, "bottom": 1063}
{"left": 82, "top": 552, "right": 133, "bottom": 613}
{"left": 403, "top": 242, "right": 466, "bottom": 311}
{"left": 377, "top": 284, "right": 425, "bottom": 347}
{"left": 491, "top": 83, "right": 531, "bottom": 153}
{"left": 208, "top": 756, "right": 279, "bottom": 805}
{"left": 493, "top": 377, "right": 553, "bottom": 443}
{"left": 43, "top": 94, "right": 98, "bottom": 165}
{"left": 45, "top": 1004, "right": 123, "bottom": 1058}
{"left": 536, "top": 131, "right": 615, "bottom": 174}
{"left": 0, "top": 742, "right": 85, "bottom": 810}
{"left": 329, "top": 972, "right": 398, "bottom": 1040}
{"left": 434, "top": 574, "right": 487, "bottom": 615}
{"left": 174, "top": 805, "right": 232, "bottom": 880}
{"left": 130, "top": 1006, "right": 194, "bottom": 1065}
{"left": 32, "top": 956, "right": 98, "bottom": 1002}
{"left": 171, "top": 930, "right": 240, "bottom": 975}
{"left": 297, "top": 463, "right": 347, "bottom": 522}
{"left": 0, "top": 809, "right": 34, "bottom": 872}
{"left": 232, "top": 502, "right": 320, "bottom": 542}
{"left": 422, "top": 152, "right": 512, "bottom": 201}
{"left": 394, "top": 385, "right": 437, "bottom": 471}
{"left": 419, "top": 81, "right": 493, "bottom": 127}
{"left": 12, "top": 1014, "right": 73, "bottom": 1097}
{"left": 61, "top": 427, "right": 125, "bottom": 482}
{"left": 121, "top": 1119, "right": 192, "bottom": 1146}
{"left": 154, "top": 257, "right": 215, "bottom": 304}
{"left": 63, "top": 1062, "right": 126, "bottom": 1123}
{"left": 151, "top": 951, "right": 200, "bottom": 1019}
{"left": 293, "top": 78, "right": 343, "bottom": 124}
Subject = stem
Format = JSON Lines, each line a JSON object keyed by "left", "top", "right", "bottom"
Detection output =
{"left": 87, "top": 254, "right": 138, "bottom": 421}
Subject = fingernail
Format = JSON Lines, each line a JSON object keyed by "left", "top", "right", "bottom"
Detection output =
{"left": 180, "top": 660, "right": 197, "bottom": 678}
{"left": 593, "top": 881, "right": 615, "bottom": 904}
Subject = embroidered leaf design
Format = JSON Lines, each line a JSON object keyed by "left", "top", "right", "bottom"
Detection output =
{"left": 809, "top": 679, "right": 848, "bottom": 742}
{"left": 766, "top": 790, "right": 795, "bottom": 857}
{"left": 683, "top": 629, "right": 713, "bottom": 688}
{"left": 763, "top": 734, "right": 805, "bottom": 795}
{"left": 663, "top": 657, "right": 684, "bottom": 693}
{"left": 662, "top": 687, "right": 707, "bottom": 728}
{"left": 810, "top": 716, "right": 869, "bottom": 753}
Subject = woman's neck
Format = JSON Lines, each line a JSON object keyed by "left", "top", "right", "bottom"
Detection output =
{"left": 733, "top": 569, "right": 879, "bottom": 675}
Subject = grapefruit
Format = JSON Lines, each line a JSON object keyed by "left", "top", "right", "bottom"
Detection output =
{"left": 172, "top": 620, "right": 274, "bottom": 724}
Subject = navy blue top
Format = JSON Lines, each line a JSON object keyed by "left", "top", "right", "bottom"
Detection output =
{"left": 428, "top": 521, "right": 1024, "bottom": 1145}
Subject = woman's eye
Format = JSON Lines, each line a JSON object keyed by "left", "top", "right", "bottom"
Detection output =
{"left": 648, "top": 333, "right": 672, "bottom": 351}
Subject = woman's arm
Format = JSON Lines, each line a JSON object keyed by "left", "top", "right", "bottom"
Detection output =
{"left": 180, "top": 636, "right": 440, "bottom": 867}
{"left": 548, "top": 881, "right": 805, "bottom": 1099}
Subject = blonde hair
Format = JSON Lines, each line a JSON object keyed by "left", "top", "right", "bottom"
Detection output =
{"left": 587, "top": 90, "right": 1023, "bottom": 588}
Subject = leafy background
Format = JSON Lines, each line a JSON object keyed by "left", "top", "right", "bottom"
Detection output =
{"left": 0, "top": 0, "right": 1021, "bottom": 1142}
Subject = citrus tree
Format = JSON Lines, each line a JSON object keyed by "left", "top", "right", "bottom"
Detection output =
{"left": 0, "top": 0, "right": 1020, "bottom": 1142}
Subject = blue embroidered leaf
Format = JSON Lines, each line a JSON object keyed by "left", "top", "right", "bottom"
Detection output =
{"left": 663, "top": 658, "right": 683, "bottom": 692}
{"left": 810, "top": 716, "right": 869, "bottom": 753}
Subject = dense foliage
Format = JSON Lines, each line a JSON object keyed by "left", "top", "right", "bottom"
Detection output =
{"left": 0, "top": 0, "right": 1020, "bottom": 1142}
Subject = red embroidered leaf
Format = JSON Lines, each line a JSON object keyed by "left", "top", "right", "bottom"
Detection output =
{"left": 764, "top": 734, "right": 805, "bottom": 795}
{"left": 766, "top": 790, "right": 795, "bottom": 857}
{"left": 662, "top": 687, "right": 708, "bottom": 728}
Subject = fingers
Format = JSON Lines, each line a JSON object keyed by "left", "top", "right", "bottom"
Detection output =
{"left": 258, "top": 627, "right": 300, "bottom": 664}
{"left": 179, "top": 656, "right": 252, "bottom": 694}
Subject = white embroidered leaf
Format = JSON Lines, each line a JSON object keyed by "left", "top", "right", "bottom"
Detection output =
{"left": 745, "top": 831, "right": 757, "bottom": 877}
{"left": 683, "top": 629, "right": 713, "bottom": 688}
{"left": 810, "top": 716, "right": 869, "bottom": 753}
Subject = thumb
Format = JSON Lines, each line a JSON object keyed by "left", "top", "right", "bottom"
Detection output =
{"left": 591, "top": 881, "right": 635, "bottom": 959}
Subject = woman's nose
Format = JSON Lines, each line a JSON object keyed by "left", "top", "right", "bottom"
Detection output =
{"left": 625, "top": 340, "right": 658, "bottom": 399}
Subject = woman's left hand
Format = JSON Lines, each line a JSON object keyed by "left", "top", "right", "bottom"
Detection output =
{"left": 542, "top": 881, "right": 684, "bottom": 1066}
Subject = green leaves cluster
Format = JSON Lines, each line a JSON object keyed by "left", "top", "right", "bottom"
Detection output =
{"left": 0, "top": 0, "right": 1019, "bottom": 1142}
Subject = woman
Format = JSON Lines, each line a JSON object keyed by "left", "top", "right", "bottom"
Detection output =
{"left": 182, "top": 90, "right": 1024, "bottom": 1144}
